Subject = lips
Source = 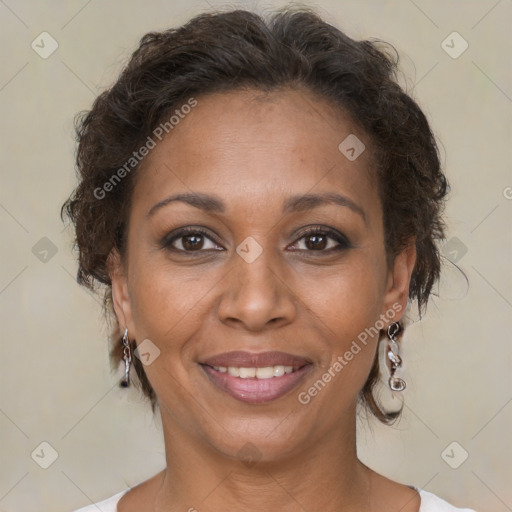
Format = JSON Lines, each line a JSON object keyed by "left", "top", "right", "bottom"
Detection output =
{"left": 200, "top": 351, "right": 313, "bottom": 404}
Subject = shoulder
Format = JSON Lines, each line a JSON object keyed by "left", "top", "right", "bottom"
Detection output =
{"left": 71, "top": 489, "right": 128, "bottom": 512}
{"left": 419, "top": 489, "right": 477, "bottom": 512}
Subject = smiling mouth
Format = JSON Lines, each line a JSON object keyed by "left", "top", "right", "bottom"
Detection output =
{"left": 200, "top": 362, "right": 312, "bottom": 404}
{"left": 209, "top": 364, "right": 298, "bottom": 378}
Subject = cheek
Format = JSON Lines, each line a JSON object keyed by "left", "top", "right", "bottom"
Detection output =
{"left": 126, "top": 262, "right": 202, "bottom": 401}
{"left": 128, "top": 255, "right": 208, "bottom": 335}
{"left": 299, "top": 283, "right": 382, "bottom": 417}
{"left": 312, "top": 255, "right": 385, "bottom": 327}
{"left": 309, "top": 257, "right": 385, "bottom": 382}
{"left": 126, "top": 255, "right": 225, "bottom": 392}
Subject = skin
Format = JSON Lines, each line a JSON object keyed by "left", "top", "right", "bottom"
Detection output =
{"left": 110, "top": 87, "right": 419, "bottom": 512}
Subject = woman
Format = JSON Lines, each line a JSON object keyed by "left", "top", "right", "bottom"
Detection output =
{"left": 63, "top": 7, "right": 477, "bottom": 512}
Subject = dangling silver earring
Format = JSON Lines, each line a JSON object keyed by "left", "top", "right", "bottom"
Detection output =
{"left": 386, "top": 321, "right": 406, "bottom": 391}
{"left": 120, "top": 327, "right": 132, "bottom": 388}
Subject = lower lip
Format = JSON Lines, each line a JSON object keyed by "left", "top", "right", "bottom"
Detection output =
{"left": 200, "top": 364, "right": 312, "bottom": 404}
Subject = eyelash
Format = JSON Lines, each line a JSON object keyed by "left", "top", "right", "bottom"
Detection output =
{"left": 161, "top": 225, "right": 351, "bottom": 255}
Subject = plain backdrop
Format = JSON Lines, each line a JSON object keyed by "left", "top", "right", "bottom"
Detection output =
{"left": 0, "top": 0, "right": 511, "bottom": 511}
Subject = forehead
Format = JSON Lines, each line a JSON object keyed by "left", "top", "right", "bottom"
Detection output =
{"left": 132, "top": 88, "right": 377, "bottom": 217}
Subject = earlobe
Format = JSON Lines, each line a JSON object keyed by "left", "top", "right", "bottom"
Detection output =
{"left": 382, "top": 240, "right": 417, "bottom": 319}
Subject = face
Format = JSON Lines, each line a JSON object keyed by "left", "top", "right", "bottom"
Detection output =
{"left": 111, "top": 88, "right": 415, "bottom": 462}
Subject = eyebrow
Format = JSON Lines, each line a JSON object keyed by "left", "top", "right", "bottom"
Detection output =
{"left": 147, "top": 191, "right": 366, "bottom": 223}
{"left": 283, "top": 192, "right": 366, "bottom": 222}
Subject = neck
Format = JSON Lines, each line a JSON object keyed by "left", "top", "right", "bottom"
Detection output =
{"left": 153, "top": 407, "right": 371, "bottom": 512}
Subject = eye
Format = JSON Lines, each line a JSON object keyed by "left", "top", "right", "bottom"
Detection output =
{"left": 288, "top": 226, "right": 351, "bottom": 252}
{"left": 162, "top": 227, "right": 223, "bottom": 253}
{"left": 161, "top": 225, "right": 351, "bottom": 254}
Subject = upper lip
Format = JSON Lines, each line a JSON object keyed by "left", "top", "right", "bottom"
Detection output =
{"left": 201, "top": 351, "right": 312, "bottom": 368}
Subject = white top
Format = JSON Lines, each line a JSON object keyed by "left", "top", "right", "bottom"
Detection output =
{"left": 72, "top": 488, "right": 477, "bottom": 511}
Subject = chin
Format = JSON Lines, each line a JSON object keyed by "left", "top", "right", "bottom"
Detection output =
{"left": 191, "top": 402, "right": 323, "bottom": 466}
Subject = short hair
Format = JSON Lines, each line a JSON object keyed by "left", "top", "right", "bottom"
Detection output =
{"left": 62, "top": 7, "right": 448, "bottom": 423}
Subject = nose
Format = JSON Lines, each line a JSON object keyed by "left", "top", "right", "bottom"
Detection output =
{"left": 216, "top": 250, "right": 297, "bottom": 332}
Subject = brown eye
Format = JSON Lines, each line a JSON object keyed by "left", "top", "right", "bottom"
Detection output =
{"left": 162, "top": 227, "right": 223, "bottom": 253}
{"left": 290, "top": 226, "right": 351, "bottom": 253}
{"left": 180, "top": 233, "right": 205, "bottom": 251}
{"left": 304, "top": 233, "right": 328, "bottom": 250}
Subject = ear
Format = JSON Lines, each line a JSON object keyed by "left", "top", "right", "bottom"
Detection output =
{"left": 381, "top": 239, "right": 417, "bottom": 321}
{"left": 108, "top": 249, "right": 134, "bottom": 335}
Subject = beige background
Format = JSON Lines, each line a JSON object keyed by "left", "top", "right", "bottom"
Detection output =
{"left": 0, "top": 0, "right": 511, "bottom": 511}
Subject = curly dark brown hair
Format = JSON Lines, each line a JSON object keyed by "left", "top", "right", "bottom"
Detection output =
{"left": 62, "top": 7, "right": 448, "bottom": 423}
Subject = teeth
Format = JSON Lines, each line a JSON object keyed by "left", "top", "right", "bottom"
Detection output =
{"left": 212, "top": 365, "right": 296, "bottom": 379}
{"left": 256, "top": 367, "right": 274, "bottom": 379}
{"left": 227, "top": 366, "right": 239, "bottom": 377}
{"left": 239, "top": 367, "right": 256, "bottom": 378}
